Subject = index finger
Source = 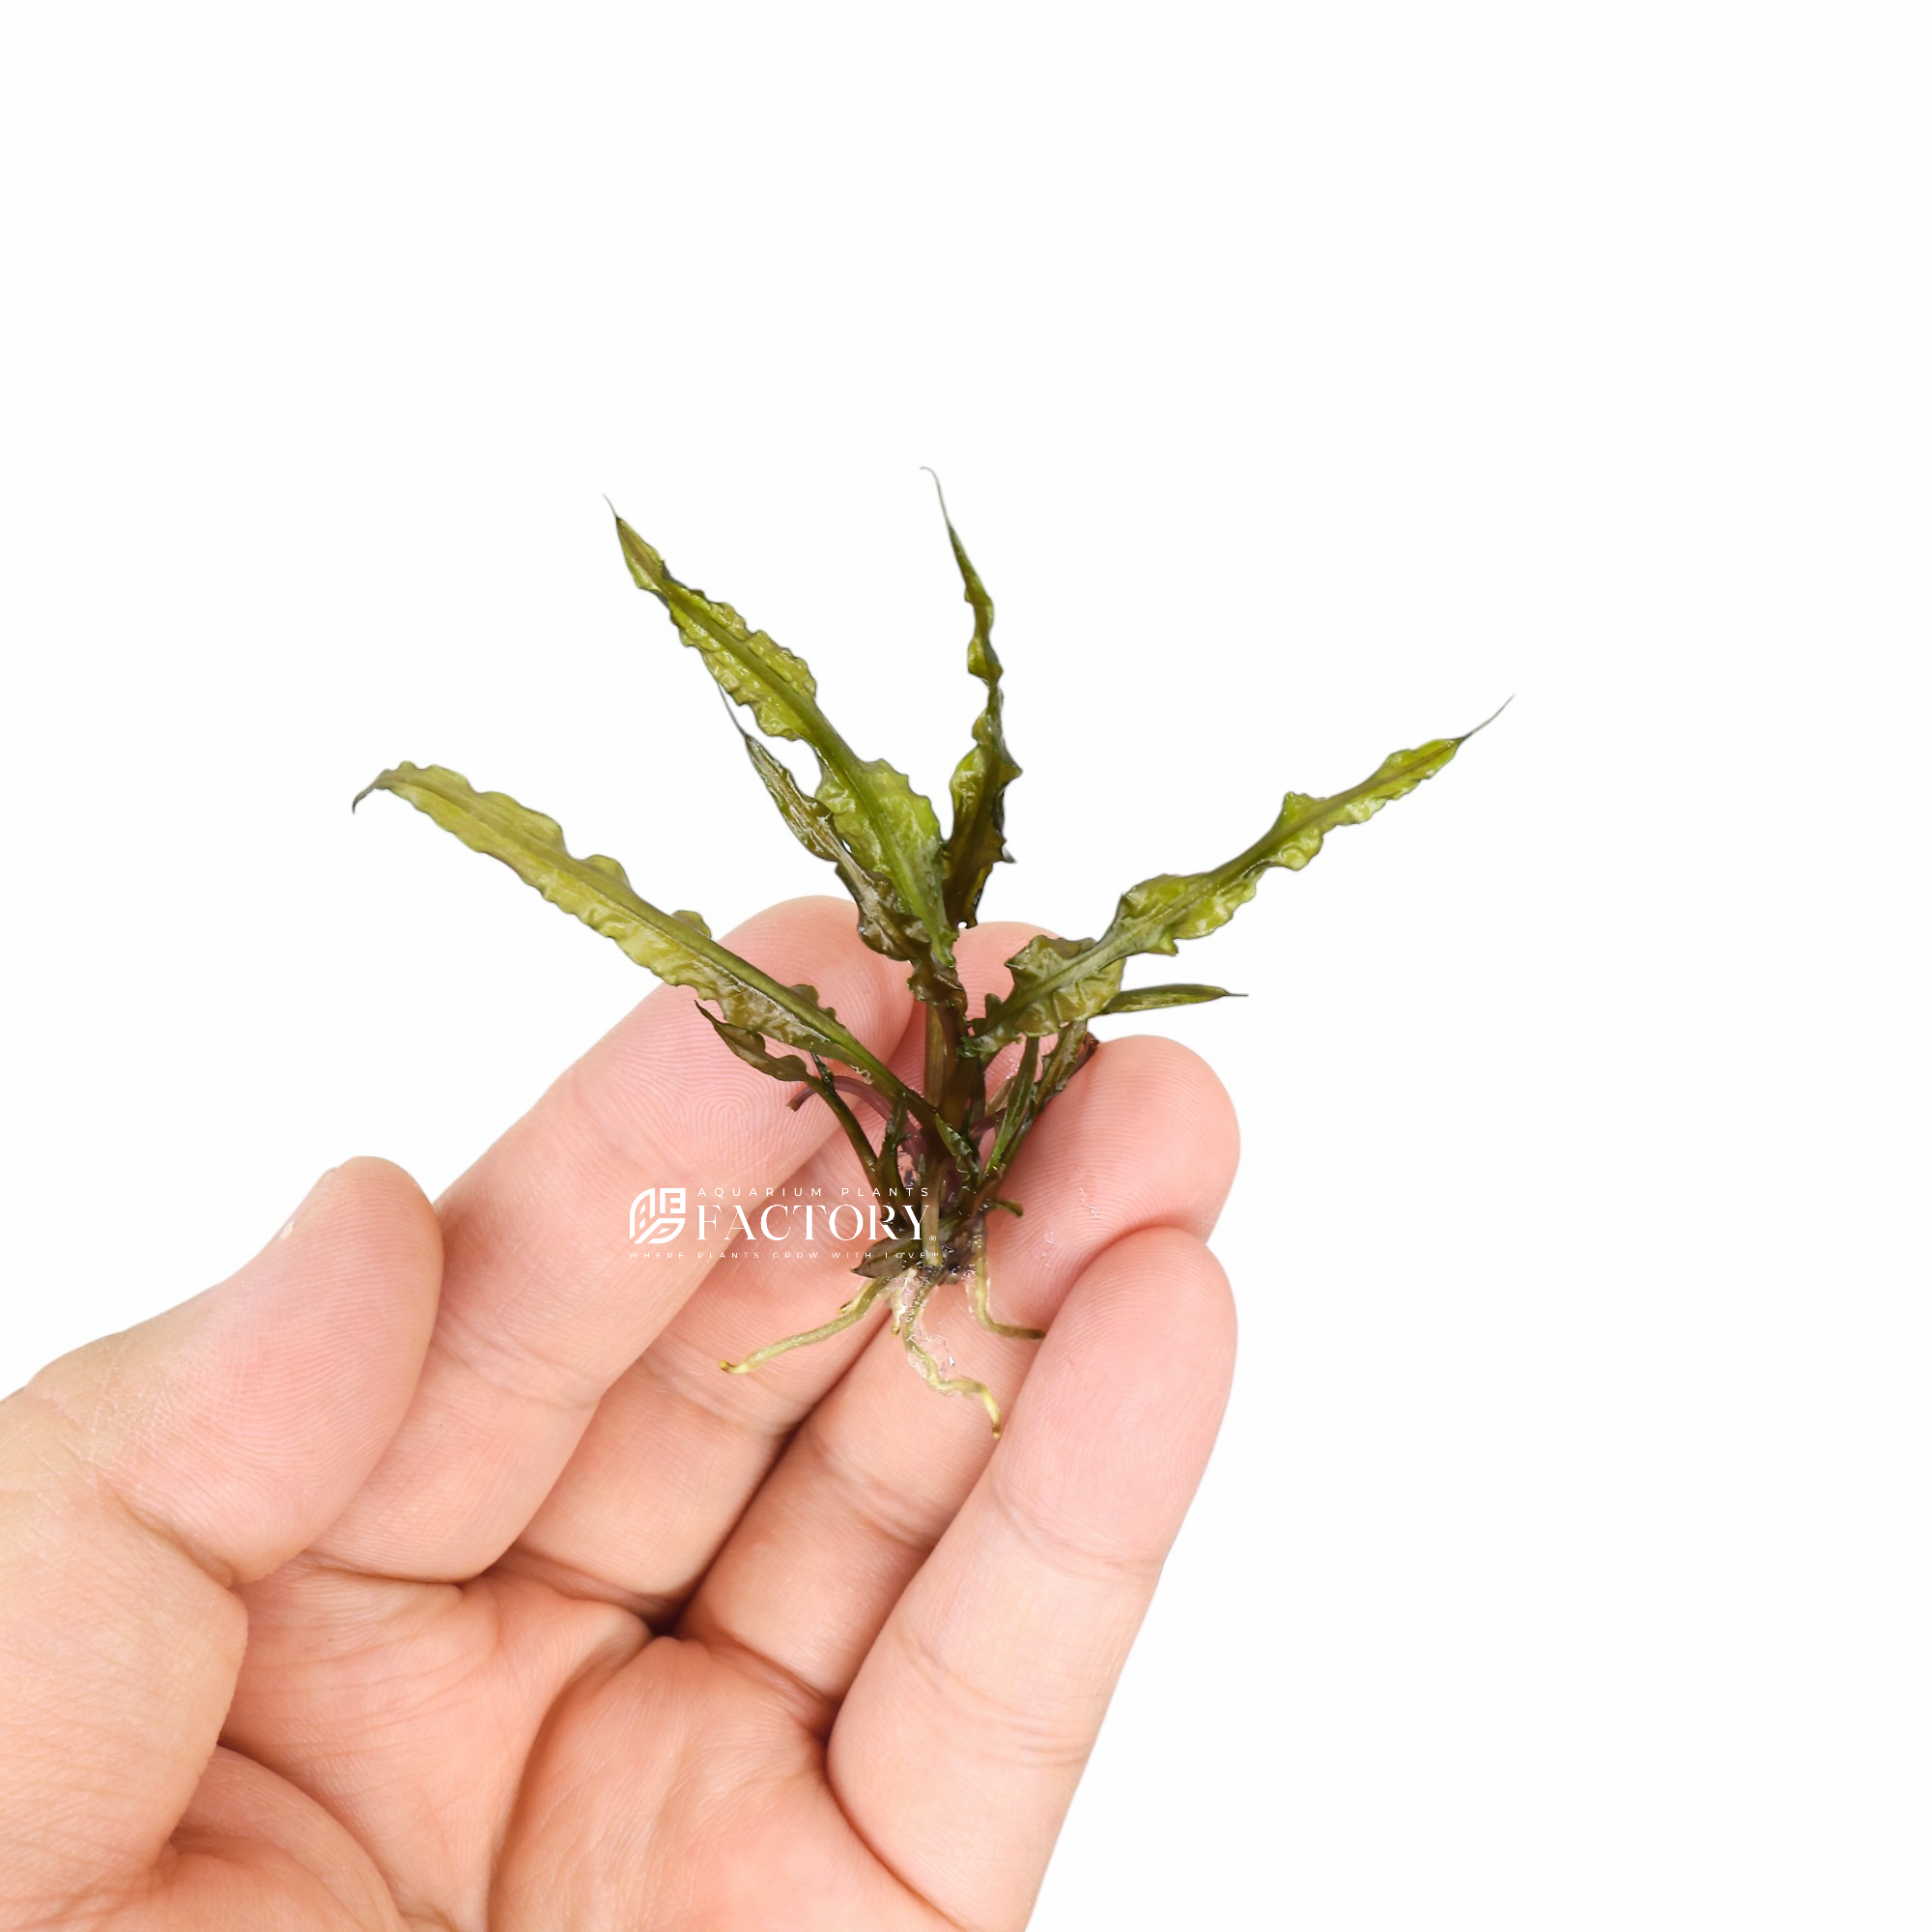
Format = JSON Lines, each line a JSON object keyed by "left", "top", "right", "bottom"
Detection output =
{"left": 308, "top": 895, "right": 912, "bottom": 1582}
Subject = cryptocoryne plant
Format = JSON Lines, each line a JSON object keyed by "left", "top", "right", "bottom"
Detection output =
{"left": 358, "top": 480, "right": 1495, "bottom": 1435}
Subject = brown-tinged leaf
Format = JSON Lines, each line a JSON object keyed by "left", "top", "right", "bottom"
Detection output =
{"left": 355, "top": 760, "right": 907, "bottom": 1094}
{"left": 1099, "top": 983, "right": 1241, "bottom": 1014}
{"left": 970, "top": 724, "right": 1485, "bottom": 1052}
{"left": 612, "top": 512, "right": 958, "bottom": 989}
{"left": 926, "top": 474, "right": 1021, "bottom": 927}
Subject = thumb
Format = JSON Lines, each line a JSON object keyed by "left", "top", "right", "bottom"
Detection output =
{"left": 0, "top": 1156, "right": 440, "bottom": 1914}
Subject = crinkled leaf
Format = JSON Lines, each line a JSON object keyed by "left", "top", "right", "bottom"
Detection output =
{"left": 927, "top": 478, "right": 1021, "bottom": 927}
{"left": 813, "top": 752, "right": 952, "bottom": 968}
{"left": 699, "top": 1011, "right": 812, "bottom": 1086}
{"left": 1099, "top": 983, "right": 1241, "bottom": 1015}
{"left": 970, "top": 726, "right": 1476, "bottom": 1052}
{"left": 611, "top": 518, "right": 820, "bottom": 739}
{"left": 612, "top": 512, "right": 957, "bottom": 988}
{"left": 354, "top": 760, "right": 905, "bottom": 1095}
{"left": 734, "top": 729, "right": 920, "bottom": 964}
{"left": 925, "top": 1110, "right": 981, "bottom": 1178}
{"left": 971, "top": 934, "right": 1116, "bottom": 1048}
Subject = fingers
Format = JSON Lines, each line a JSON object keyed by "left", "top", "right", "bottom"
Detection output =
{"left": 497, "top": 1116, "right": 893, "bottom": 1621}
{"left": 307, "top": 895, "right": 912, "bottom": 1582}
{"left": 829, "top": 1225, "right": 1236, "bottom": 1931}
{"left": 496, "top": 921, "right": 1057, "bottom": 1618}
{"left": 674, "top": 1032, "right": 1239, "bottom": 1711}
{"left": 0, "top": 1158, "right": 440, "bottom": 1919}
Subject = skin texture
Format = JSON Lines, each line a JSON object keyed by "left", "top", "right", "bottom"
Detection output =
{"left": 0, "top": 898, "right": 1239, "bottom": 1931}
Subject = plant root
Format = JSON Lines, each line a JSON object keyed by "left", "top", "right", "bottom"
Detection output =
{"left": 901, "top": 1324, "right": 1004, "bottom": 1438}
{"left": 724, "top": 1241, "right": 1044, "bottom": 1438}
{"left": 886, "top": 1271, "right": 1001, "bottom": 1434}
{"left": 720, "top": 1276, "right": 890, "bottom": 1376}
{"left": 967, "top": 1229, "right": 1044, "bottom": 1341}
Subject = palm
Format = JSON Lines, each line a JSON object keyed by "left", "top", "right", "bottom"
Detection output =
{"left": 2, "top": 902, "right": 1236, "bottom": 1930}
{"left": 233, "top": 1570, "right": 952, "bottom": 1927}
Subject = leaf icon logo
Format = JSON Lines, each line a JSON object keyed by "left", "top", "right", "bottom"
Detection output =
{"left": 629, "top": 1187, "right": 687, "bottom": 1245}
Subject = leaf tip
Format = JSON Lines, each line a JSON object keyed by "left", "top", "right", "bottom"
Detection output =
{"left": 1463, "top": 695, "right": 1514, "bottom": 741}
{"left": 920, "top": 463, "right": 953, "bottom": 527}
{"left": 609, "top": 502, "right": 665, "bottom": 592}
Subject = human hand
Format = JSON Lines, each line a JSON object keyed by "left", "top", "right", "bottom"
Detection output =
{"left": 0, "top": 898, "right": 1238, "bottom": 1930}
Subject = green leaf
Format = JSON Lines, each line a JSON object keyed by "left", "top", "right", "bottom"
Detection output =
{"left": 971, "top": 934, "right": 1116, "bottom": 1048}
{"left": 1099, "top": 983, "right": 1242, "bottom": 1015}
{"left": 855, "top": 1235, "right": 922, "bottom": 1280}
{"left": 612, "top": 512, "right": 958, "bottom": 988}
{"left": 813, "top": 752, "right": 952, "bottom": 967}
{"left": 969, "top": 724, "right": 1480, "bottom": 1052}
{"left": 354, "top": 760, "right": 906, "bottom": 1094}
{"left": 611, "top": 517, "right": 820, "bottom": 740}
{"left": 926, "top": 474, "right": 1021, "bottom": 927}
{"left": 958, "top": 1022, "right": 1093, "bottom": 1221}
{"left": 1036, "top": 1019, "right": 1095, "bottom": 1107}
{"left": 698, "top": 1014, "right": 902, "bottom": 1200}
{"left": 983, "top": 1034, "right": 1039, "bottom": 1179}
{"left": 733, "top": 728, "right": 921, "bottom": 964}
{"left": 699, "top": 1012, "right": 812, "bottom": 1087}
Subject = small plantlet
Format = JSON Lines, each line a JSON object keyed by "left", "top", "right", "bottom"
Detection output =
{"left": 358, "top": 480, "right": 1496, "bottom": 1435}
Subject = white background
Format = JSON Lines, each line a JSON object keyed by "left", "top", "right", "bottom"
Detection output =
{"left": 3, "top": 5, "right": 1927, "bottom": 1925}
